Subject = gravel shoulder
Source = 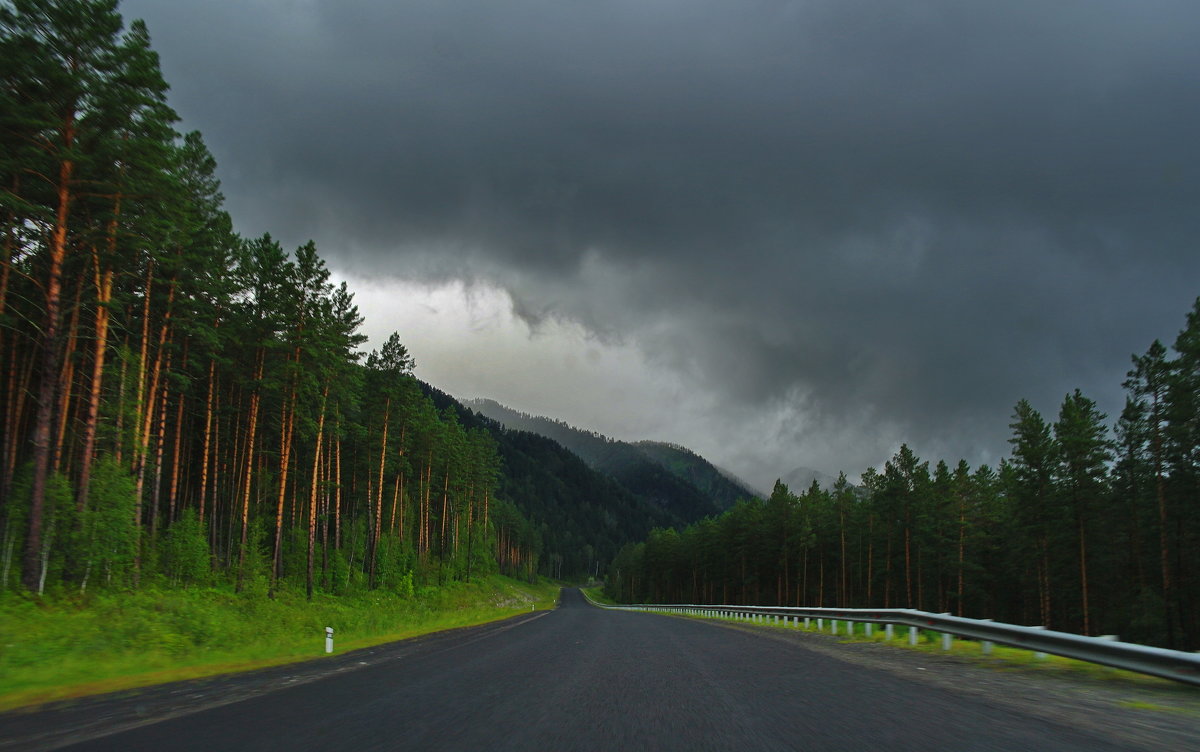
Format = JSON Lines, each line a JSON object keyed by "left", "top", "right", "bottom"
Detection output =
{"left": 706, "top": 617, "right": 1200, "bottom": 752}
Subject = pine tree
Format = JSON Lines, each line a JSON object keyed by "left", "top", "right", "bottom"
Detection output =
{"left": 1008, "top": 399, "right": 1057, "bottom": 627}
{"left": 1052, "top": 390, "right": 1111, "bottom": 635}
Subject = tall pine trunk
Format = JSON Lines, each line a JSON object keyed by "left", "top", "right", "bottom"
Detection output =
{"left": 306, "top": 386, "right": 328, "bottom": 600}
{"left": 271, "top": 359, "right": 299, "bottom": 595}
{"left": 23, "top": 121, "right": 75, "bottom": 592}
{"left": 236, "top": 355, "right": 263, "bottom": 592}
{"left": 76, "top": 252, "right": 114, "bottom": 514}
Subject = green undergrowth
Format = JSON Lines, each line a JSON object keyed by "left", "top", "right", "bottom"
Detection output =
{"left": 0, "top": 575, "right": 560, "bottom": 711}
{"left": 671, "top": 611, "right": 1189, "bottom": 690}
{"left": 580, "top": 586, "right": 616, "bottom": 605}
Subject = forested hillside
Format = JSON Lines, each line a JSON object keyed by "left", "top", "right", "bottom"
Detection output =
{"left": 609, "top": 297, "right": 1200, "bottom": 650}
{"left": 467, "top": 398, "right": 752, "bottom": 519}
{"left": 0, "top": 0, "right": 649, "bottom": 597}
{"left": 633, "top": 440, "right": 760, "bottom": 508}
{"left": 423, "top": 385, "right": 688, "bottom": 578}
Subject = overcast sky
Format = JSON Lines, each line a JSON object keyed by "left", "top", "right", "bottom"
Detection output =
{"left": 121, "top": 0, "right": 1200, "bottom": 491}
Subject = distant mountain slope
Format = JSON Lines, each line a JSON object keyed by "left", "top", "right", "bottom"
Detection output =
{"left": 632, "top": 441, "right": 759, "bottom": 507}
{"left": 418, "top": 385, "right": 685, "bottom": 577}
{"left": 465, "top": 399, "right": 751, "bottom": 518}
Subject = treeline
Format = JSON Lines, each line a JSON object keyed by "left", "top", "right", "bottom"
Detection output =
{"left": 0, "top": 0, "right": 542, "bottom": 598}
{"left": 608, "top": 297, "right": 1200, "bottom": 649}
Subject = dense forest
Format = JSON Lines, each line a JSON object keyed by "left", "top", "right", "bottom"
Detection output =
{"left": 0, "top": 0, "right": 560, "bottom": 597}
{"left": 0, "top": 0, "right": 734, "bottom": 598}
{"left": 608, "top": 297, "right": 1200, "bottom": 649}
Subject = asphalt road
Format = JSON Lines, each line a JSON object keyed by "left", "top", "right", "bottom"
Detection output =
{"left": 2, "top": 589, "right": 1150, "bottom": 751}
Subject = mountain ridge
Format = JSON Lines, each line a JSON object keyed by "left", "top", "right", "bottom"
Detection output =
{"left": 465, "top": 398, "right": 758, "bottom": 514}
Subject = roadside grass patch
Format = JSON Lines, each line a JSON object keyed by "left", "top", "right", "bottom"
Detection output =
{"left": 1117, "top": 700, "right": 1200, "bottom": 715}
{"left": 0, "top": 575, "right": 559, "bottom": 711}
{"left": 581, "top": 587, "right": 617, "bottom": 605}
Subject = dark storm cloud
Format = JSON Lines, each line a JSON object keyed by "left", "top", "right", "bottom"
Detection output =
{"left": 124, "top": 0, "right": 1200, "bottom": 471}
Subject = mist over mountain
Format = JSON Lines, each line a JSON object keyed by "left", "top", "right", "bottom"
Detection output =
{"left": 778, "top": 466, "right": 843, "bottom": 493}
{"left": 466, "top": 399, "right": 757, "bottom": 518}
{"left": 632, "top": 441, "right": 759, "bottom": 508}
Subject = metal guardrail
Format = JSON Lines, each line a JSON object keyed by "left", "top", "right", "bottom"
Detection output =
{"left": 583, "top": 593, "right": 1200, "bottom": 687}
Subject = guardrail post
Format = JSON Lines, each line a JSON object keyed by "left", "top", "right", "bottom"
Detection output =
{"left": 908, "top": 626, "right": 918, "bottom": 646}
{"left": 832, "top": 619, "right": 838, "bottom": 635}
{"left": 865, "top": 623, "right": 873, "bottom": 638}
{"left": 981, "top": 619, "right": 993, "bottom": 655}
{"left": 942, "top": 632, "right": 952, "bottom": 651}
{"left": 886, "top": 624, "right": 894, "bottom": 640}
{"left": 1033, "top": 626, "right": 1047, "bottom": 659}
{"left": 817, "top": 618, "right": 824, "bottom": 632}
{"left": 804, "top": 617, "right": 811, "bottom": 628}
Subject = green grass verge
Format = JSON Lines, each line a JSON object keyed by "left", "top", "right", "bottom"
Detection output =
{"left": 580, "top": 586, "right": 616, "bottom": 605}
{"left": 0, "top": 575, "right": 560, "bottom": 712}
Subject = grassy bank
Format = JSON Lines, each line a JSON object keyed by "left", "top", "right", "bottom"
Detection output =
{"left": 0, "top": 576, "right": 560, "bottom": 711}
{"left": 580, "top": 586, "right": 616, "bottom": 605}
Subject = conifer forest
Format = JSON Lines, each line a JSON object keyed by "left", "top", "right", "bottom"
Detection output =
{"left": 608, "top": 299, "right": 1200, "bottom": 649}
{"left": 0, "top": 0, "right": 541, "bottom": 600}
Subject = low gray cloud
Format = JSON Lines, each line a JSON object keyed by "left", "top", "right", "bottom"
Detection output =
{"left": 123, "top": 0, "right": 1200, "bottom": 476}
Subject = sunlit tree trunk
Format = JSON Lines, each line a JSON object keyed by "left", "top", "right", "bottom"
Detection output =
{"left": 334, "top": 413, "right": 342, "bottom": 550}
{"left": 198, "top": 359, "right": 216, "bottom": 524}
{"left": 52, "top": 280, "right": 83, "bottom": 474}
{"left": 132, "top": 281, "right": 176, "bottom": 586}
{"left": 236, "top": 355, "right": 263, "bottom": 592}
{"left": 23, "top": 120, "right": 75, "bottom": 592}
{"left": 271, "top": 356, "right": 300, "bottom": 595}
{"left": 167, "top": 345, "right": 188, "bottom": 524}
{"left": 76, "top": 250, "right": 114, "bottom": 514}
{"left": 149, "top": 350, "right": 172, "bottom": 541}
{"left": 307, "top": 386, "right": 328, "bottom": 600}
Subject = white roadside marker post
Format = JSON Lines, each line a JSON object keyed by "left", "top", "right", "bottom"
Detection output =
{"left": 325, "top": 627, "right": 334, "bottom": 654}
